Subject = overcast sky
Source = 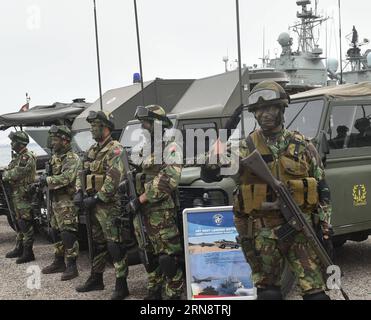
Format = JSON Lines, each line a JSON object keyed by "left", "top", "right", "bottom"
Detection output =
{"left": 0, "top": 0, "right": 370, "bottom": 116}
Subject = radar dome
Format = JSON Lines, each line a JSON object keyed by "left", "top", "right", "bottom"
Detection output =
{"left": 278, "top": 32, "right": 292, "bottom": 47}
{"left": 367, "top": 52, "right": 371, "bottom": 68}
{"left": 327, "top": 58, "right": 339, "bottom": 73}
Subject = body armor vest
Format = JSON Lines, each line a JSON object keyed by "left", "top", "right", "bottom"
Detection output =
{"left": 235, "top": 130, "right": 319, "bottom": 216}
{"left": 50, "top": 149, "right": 77, "bottom": 198}
{"left": 85, "top": 139, "right": 122, "bottom": 194}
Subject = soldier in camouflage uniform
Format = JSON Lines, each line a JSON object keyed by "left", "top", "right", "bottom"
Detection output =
{"left": 74, "top": 110, "right": 129, "bottom": 300}
{"left": 2, "top": 131, "right": 37, "bottom": 264}
{"left": 125, "top": 105, "right": 184, "bottom": 300}
{"left": 201, "top": 81, "right": 332, "bottom": 300}
{"left": 40, "top": 125, "right": 81, "bottom": 281}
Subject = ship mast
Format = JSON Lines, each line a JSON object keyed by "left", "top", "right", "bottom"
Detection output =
{"left": 290, "top": 0, "right": 328, "bottom": 55}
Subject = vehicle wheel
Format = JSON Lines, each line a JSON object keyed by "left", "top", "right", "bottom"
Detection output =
{"left": 220, "top": 244, "right": 226, "bottom": 249}
{"left": 235, "top": 245, "right": 239, "bottom": 249}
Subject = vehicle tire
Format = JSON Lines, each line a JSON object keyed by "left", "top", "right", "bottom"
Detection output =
{"left": 220, "top": 244, "right": 226, "bottom": 249}
{"left": 235, "top": 245, "right": 239, "bottom": 249}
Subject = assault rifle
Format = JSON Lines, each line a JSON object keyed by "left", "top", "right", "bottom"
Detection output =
{"left": 241, "top": 149, "right": 349, "bottom": 300}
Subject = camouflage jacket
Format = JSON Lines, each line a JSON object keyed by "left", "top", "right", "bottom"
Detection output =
{"left": 2, "top": 148, "right": 36, "bottom": 199}
{"left": 76, "top": 137, "right": 124, "bottom": 203}
{"left": 46, "top": 146, "right": 81, "bottom": 196}
{"left": 136, "top": 139, "right": 182, "bottom": 211}
{"left": 207, "top": 129, "right": 332, "bottom": 225}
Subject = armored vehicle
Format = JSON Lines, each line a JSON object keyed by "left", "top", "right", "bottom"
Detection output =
{"left": 0, "top": 99, "right": 91, "bottom": 232}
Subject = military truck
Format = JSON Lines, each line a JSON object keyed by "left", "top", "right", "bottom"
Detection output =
{"left": 287, "top": 82, "right": 371, "bottom": 246}
{"left": 0, "top": 99, "right": 91, "bottom": 233}
{"left": 71, "top": 78, "right": 194, "bottom": 153}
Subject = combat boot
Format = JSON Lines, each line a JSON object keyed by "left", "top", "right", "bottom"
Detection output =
{"left": 111, "top": 277, "right": 129, "bottom": 300}
{"left": 76, "top": 272, "right": 104, "bottom": 292}
{"left": 16, "top": 245, "right": 35, "bottom": 264}
{"left": 42, "top": 255, "right": 66, "bottom": 274}
{"left": 303, "top": 291, "right": 331, "bottom": 300}
{"left": 61, "top": 258, "right": 78, "bottom": 281}
{"left": 5, "top": 241, "right": 23, "bottom": 258}
{"left": 144, "top": 287, "right": 163, "bottom": 300}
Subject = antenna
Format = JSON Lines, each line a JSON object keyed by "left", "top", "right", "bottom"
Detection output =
{"left": 235, "top": 0, "right": 248, "bottom": 137}
{"left": 338, "top": 0, "right": 343, "bottom": 84}
{"left": 133, "top": 0, "right": 145, "bottom": 106}
{"left": 235, "top": 0, "right": 243, "bottom": 105}
{"left": 93, "top": 0, "right": 103, "bottom": 111}
{"left": 222, "top": 55, "right": 229, "bottom": 72}
{"left": 263, "top": 26, "right": 266, "bottom": 67}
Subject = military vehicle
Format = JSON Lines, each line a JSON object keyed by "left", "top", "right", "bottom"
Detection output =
{"left": 288, "top": 82, "right": 371, "bottom": 246}
{"left": 0, "top": 99, "right": 91, "bottom": 232}
{"left": 71, "top": 78, "right": 194, "bottom": 153}
{"left": 215, "top": 240, "right": 240, "bottom": 249}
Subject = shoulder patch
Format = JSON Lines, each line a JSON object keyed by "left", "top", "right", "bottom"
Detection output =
{"left": 114, "top": 147, "right": 122, "bottom": 156}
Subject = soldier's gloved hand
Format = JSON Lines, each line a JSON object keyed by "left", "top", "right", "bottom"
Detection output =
{"left": 83, "top": 194, "right": 102, "bottom": 210}
{"left": 73, "top": 190, "right": 84, "bottom": 208}
{"left": 125, "top": 198, "right": 141, "bottom": 215}
{"left": 118, "top": 179, "right": 129, "bottom": 194}
{"left": 37, "top": 174, "right": 48, "bottom": 187}
{"left": 321, "top": 223, "right": 334, "bottom": 260}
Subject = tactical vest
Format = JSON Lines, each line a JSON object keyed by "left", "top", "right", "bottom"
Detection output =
{"left": 135, "top": 141, "right": 179, "bottom": 210}
{"left": 84, "top": 139, "right": 122, "bottom": 194}
{"left": 7, "top": 149, "right": 36, "bottom": 198}
{"left": 235, "top": 130, "right": 319, "bottom": 216}
{"left": 50, "top": 150, "right": 77, "bottom": 199}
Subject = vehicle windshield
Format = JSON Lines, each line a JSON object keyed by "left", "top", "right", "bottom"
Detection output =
{"left": 121, "top": 118, "right": 177, "bottom": 149}
{"left": 71, "top": 130, "right": 95, "bottom": 153}
{"left": 238, "top": 99, "right": 324, "bottom": 139}
{"left": 285, "top": 99, "right": 324, "bottom": 138}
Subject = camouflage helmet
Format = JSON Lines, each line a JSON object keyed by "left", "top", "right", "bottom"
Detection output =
{"left": 86, "top": 110, "right": 115, "bottom": 130}
{"left": 49, "top": 125, "right": 71, "bottom": 141}
{"left": 8, "top": 131, "right": 29, "bottom": 145}
{"left": 247, "top": 80, "right": 290, "bottom": 112}
{"left": 134, "top": 105, "right": 172, "bottom": 128}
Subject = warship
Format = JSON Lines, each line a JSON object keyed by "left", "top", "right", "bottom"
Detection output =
{"left": 266, "top": 0, "right": 329, "bottom": 93}
{"left": 338, "top": 26, "right": 371, "bottom": 84}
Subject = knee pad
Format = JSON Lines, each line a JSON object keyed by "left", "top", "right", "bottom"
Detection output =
{"left": 257, "top": 286, "right": 283, "bottom": 300}
{"left": 158, "top": 254, "right": 178, "bottom": 279}
{"left": 94, "top": 243, "right": 107, "bottom": 256}
{"left": 303, "top": 291, "right": 330, "bottom": 300}
{"left": 107, "top": 241, "right": 126, "bottom": 263}
{"left": 18, "top": 219, "right": 32, "bottom": 233}
{"left": 60, "top": 231, "right": 78, "bottom": 249}
{"left": 141, "top": 250, "right": 159, "bottom": 274}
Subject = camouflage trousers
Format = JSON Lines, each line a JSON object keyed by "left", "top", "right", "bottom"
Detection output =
{"left": 134, "top": 208, "right": 184, "bottom": 298}
{"left": 13, "top": 196, "right": 34, "bottom": 247}
{"left": 234, "top": 213, "right": 326, "bottom": 295}
{"left": 50, "top": 198, "right": 79, "bottom": 259}
{"left": 90, "top": 202, "right": 128, "bottom": 279}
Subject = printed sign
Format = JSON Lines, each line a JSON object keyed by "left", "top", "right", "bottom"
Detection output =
{"left": 183, "top": 206, "right": 256, "bottom": 300}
